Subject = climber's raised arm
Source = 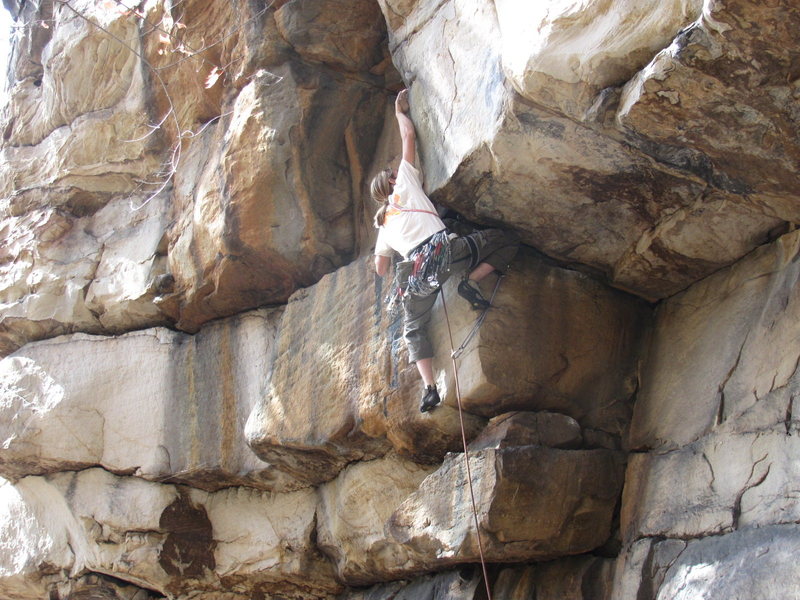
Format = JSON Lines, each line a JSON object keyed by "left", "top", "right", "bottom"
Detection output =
{"left": 395, "top": 89, "right": 415, "bottom": 165}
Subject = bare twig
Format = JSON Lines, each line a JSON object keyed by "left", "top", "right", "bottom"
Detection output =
{"left": 53, "top": 0, "right": 182, "bottom": 208}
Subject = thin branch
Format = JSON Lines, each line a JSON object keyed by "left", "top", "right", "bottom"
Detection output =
{"left": 112, "top": 0, "right": 273, "bottom": 72}
{"left": 111, "top": 0, "right": 222, "bottom": 72}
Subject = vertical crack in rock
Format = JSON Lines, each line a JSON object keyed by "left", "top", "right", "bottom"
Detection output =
{"left": 158, "top": 491, "right": 216, "bottom": 578}
{"left": 443, "top": 10, "right": 457, "bottom": 135}
{"left": 716, "top": 333, "right": 748, "bottom": 425}
{"left": 219, "top": 323, "right": 236, "bottom": 469}
{"left": 785, "top": 395, "right": 794, "bottom": 436}
{"left": 731, "top": 454, "right": 771, "bottom": 530}
{"left": 701, "top": 452, "right": 715, "bottom": 489}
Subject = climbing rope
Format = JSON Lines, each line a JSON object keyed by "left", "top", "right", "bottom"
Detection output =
{"left": 450, "top": 275, "right": 503, "bottom": 360}
{"left": 440, "top": 286, "right": 496, "bottom": 600}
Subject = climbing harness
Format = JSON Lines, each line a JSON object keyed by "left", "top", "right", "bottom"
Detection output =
{"left": 384, "top": 229, "right": 451, "bottom": 315}
{"left": 406, "top": 229, "right": 451, "bottom": 296}
{"left": 441, "top": 288, "right": 494, "bottom": 600}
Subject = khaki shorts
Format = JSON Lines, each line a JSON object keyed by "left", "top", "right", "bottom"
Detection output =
{"left": 402, "top": 228, "right": 519, "bottom": 362}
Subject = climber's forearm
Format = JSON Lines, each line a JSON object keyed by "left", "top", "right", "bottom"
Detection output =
{"left": 395, "top": 89, "right": 416, "bottom": 164}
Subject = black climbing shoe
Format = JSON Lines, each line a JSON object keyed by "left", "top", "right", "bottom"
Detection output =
{"left": 420, "top": 385, "right": 441, "bottom": 413}
{"left": 457, "top": 278, "right": 491, "bottom": 311}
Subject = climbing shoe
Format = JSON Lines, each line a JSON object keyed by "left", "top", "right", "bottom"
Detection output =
{"left": 457, "top": 278, "right": 491, "bottom": 311}
{"left": 419, "top": 385, "right": 441, "bottom": 413}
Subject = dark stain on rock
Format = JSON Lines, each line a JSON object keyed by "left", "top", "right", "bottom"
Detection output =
{"left": 566, "top": 166, "right": 664, "bottom": 225}
{"left": 159, "top": 492, "right": 216, "bottom": 578}
{"left": 517, "top": 111, "right": 566, "bottom": 139}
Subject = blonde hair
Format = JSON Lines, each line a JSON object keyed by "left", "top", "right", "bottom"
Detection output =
{"left": 371, "top": 168, "right": 394, "bottom": 227}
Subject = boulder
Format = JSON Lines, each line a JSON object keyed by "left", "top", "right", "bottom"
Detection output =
{"left": 0, "top": 469, "right": 339, "bottom": 599}
{"left": 387, "top": 446, "right": 625, "bottom": 567}
{"left": 316, "top": 453, "right": 436, "bottom": 584}
{"left": 0, "top": 309, "right": 302, "bottom": 492}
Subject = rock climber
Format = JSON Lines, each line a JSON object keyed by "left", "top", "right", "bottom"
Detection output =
{"left": 371, "top": 89, "right": 519, "bottom": 413}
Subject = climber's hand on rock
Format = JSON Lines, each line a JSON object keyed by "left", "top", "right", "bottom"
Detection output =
{"left": 395, "top": 89, "right": 409, "bottom": 114}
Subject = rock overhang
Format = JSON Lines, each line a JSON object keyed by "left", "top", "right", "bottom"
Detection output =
{"left": 380, "top": 0, "right": 800, "bottom": 302}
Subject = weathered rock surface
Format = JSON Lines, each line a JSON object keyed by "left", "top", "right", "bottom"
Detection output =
{"left": 2, "top": 0, "right": 800, "bottom": 598}
{"left": 630, "top": 229, "right": 800, "bottom": 451}
{"left": 468, "top": 411, "right": 583, "bottom": 451}
{"left": 614, "top": 229, "right": 800, "bottom": 596}
{"left": 428, "top": 249, "right": 647, "bottom": 434}
{"left": 613, "top": 525, "right": 800, "bottom": 600}
{"left": 0, "top": 469, "right": 337, "bottom": 599}
{"left": 316, "top": 453, "right": 436, "bottom": 585}
{"left": 381, "top": 0, "right": 798, "bottom": 299}
{"left": 0, "top": 177, "right": 172, "bottom": 357}
{"left": 274, "top": 0, "right": 386, "bottom": 72}
{"left": 0, "top": 0, "right": 392, "bottom": 353}
{"left": 161, "top": 60, "right": 386, "bottom": 332}
{"left": 342, "top": 559, "right": 615, "bottom": 600}
{"left": 246, "top": 249, "right": 646, "bottom": 484}
{"left": 245, "top": 254, "right": 486, "bottom": 485}
{"left": 0, "top": 309, "right": 301, "bottom": 492}
{"left": 387, "top": 445, "right": 625, "bottom": 566}
{"left": 493, "top": 557, "right": 615, "bottom": 600}
{"left": 339, "top": 568, "right": 482, "bottom": 600}
{"left": 623, "top": 422, "right": 800, "bottom": 542}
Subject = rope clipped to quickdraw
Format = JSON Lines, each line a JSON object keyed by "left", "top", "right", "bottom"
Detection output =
{"left": 451, "top": 275, "right": 503, "bottom": 359}
{"left": 441, "top": 290, "right": 493, "bottom": 600}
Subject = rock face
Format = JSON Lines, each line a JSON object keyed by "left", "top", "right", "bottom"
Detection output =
{"left": 0, "top": 469, "right": 338, "bottom": 599}
{"left": 0, "top": 309, "right": 301, "bottom": 492}
{"left": 1, "top": 0, "right": 799, "bottom": 599}
{"left": 0, "top": 0, "right": 389, "bottom": 354}
{"left": 614, "top": 228, "right": 800, "bottom": 599}
{"left": 388, "top": 446, "right": 625, "bottom": 566}
{"left": 381, "top": 0, "right": 798, "bottom": 300}
{"left": 245, "top": 248, "right": 645, "bottom": 485}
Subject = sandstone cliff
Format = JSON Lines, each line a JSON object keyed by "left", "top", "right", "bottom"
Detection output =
{"left": 0, "top": 0, "right": 798, "bottom": 599}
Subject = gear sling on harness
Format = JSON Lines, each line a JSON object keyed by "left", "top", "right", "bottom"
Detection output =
{"left": 385, "top": 202, "right": 451, "bottom": 310}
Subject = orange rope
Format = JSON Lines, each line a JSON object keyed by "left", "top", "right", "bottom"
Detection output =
{"left": 440, "top": 291, "right": 493, "bottom": 600}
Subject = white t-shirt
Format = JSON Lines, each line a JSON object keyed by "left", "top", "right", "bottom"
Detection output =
{"left": 375, "top": 160, "right": 446, "bottom": 258}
